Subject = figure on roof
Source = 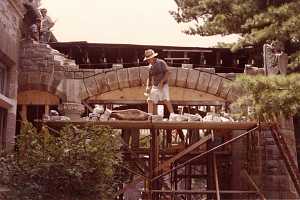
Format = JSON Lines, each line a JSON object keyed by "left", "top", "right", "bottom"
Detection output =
{"left": 22, "top": 0, "right": 42, "bottom": 41}
{"left": 40, "top": 8, "right": 55, "bottom": 43}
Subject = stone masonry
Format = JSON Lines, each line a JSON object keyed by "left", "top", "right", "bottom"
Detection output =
{"left": 0, "top": 0, "right": 23, "bottom": 150}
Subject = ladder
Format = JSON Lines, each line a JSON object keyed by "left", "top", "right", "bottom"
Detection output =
{"left": 270, "top": 125, "right": 300, "bottom": 196}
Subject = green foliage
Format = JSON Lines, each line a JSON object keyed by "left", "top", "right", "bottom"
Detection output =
{"left": 228, "top": 73, "right": 300, "bottom": 122}
{"left": 171, "top": 0, "right": 300, "bottom": 66}
{"left": 0, "top": 122, "right": 123, "bottom": 200}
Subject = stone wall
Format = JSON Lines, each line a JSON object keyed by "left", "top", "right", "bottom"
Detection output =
{"left": 0, "top": 0, "right": 22, "bottom": 46}
{"left": 0, "top": 0, "right": 23, "bottom": 150}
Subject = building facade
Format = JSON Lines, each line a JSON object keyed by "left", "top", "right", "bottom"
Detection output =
{"left": 0, "top": 0, "right": 24, "bottom": 150}
{"left": 1, "top": 1, "right": 300, "bottom": 199}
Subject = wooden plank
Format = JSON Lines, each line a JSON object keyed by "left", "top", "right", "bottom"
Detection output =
{"left": 82, "top": 101, "right": 93, "bottom": 113}
{"left": 42, "top": 120, "right": 269, "bottom": 131}
{"left": 152, "top": 121, "right": 259, "bottom": 130}
{"left": 150, "top": 190, "right": 258, "bottom": 194}
{"left": 87, "top": 99, "right": 227, "bottom": 106}
{"left": 162, "top": 49, "right": 213, "bottom": 53}
{"left": 243, "top": 170, "right": 266, "bottom": 200}
{"left": 159, "top": 134, "right": 212, "bottom": 170}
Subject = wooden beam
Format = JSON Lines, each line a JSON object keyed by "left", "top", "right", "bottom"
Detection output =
{"left": 243, "top": 170, "right": 266, "bottom": 200}
{"left": 213, "top": 153, "right": 221, "bottom": 200}
{"left": 159, "top": 134, "right": 212, "bottom": 171}
{"left": 86, "top": 99, "right": 227, "bottom": 106}
{"left": 42, "top": 120, "right": 265, "bottom": 131}
{"left": 150, "top": 190, "right": 258, "bottom": 194}
{"left": 82, "top": 101, "right": 94, "bottom": 113}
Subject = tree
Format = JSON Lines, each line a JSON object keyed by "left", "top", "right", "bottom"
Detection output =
{"left": 0, "top": 122, "right": 124, "bottom": 200}
{"left": 228, "top": 73, "right": 300, "bottom": 122}
{"left": 170, "top": 0, "right": 300, "bottom": 67}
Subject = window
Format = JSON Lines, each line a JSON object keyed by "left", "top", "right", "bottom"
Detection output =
{"left": 0, "top": 107, "right": 7, "bottom": 149}
{"left": 0, "top": 62, "right": 7, "bottom": 95}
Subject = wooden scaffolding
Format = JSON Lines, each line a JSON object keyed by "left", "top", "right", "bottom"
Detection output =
{"left": 41, "top": 120, "right": 300, "bottom": 200}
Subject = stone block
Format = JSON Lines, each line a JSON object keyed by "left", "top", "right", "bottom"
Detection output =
{"left": 18, "top": 72, "right": 28, "bottom": 86}
{"left": 176, "top": 67, "right": 189, "bottom": 87}
{"left": 27, "top": 71, "right": 41, "bottom": 85}
{"left": 186, "top": 69, "right": 200, "bottom": 89}
{"left": 53, "top": 71, "right": 65, "bottom": 82}
{"left": 117, "top": 68, "right": 129, "bottom": 89}
{"left": 40, "top": 72, "right": 53, "bottom": 88}
{"left": 94, "top": 69, "right": 104, "bottom": 74}
{"left": 181, "top": 64, "right": 193, "bottom": 69}
{"left": 64, "top": 71, "right": 74, "bottom": 79}
{"left": 265, "top": 145, "right": 281, "bottom": 160}
{"left": 139, "top": 66, "right": 149, "bottom": 86}
{"left": 264, "top": 160, "right": 279, "bottom": 175}
{"left": 226, "top": 89, "right": 239, "bottom": 102}
{"left": 65, "top": 79, "right": 82, "bottom": 103}
{"left": 168, "top": 67, "right": 177, "bottom": 86}
{"left": 127, "top": 67, "right": 141, "bottom": 87}
{"left": 278, "top": 176, "right": 293, "bottom": 191}
{"left": 264, "top": 137, "right": 275, "bottom": 145}
{"left": 195, "top": 67, "right": 215, "bottom": 74}
{"left": 94, "top": 73, "right": 110, "bottom": 94}
{"left": 265, "top": 191, "right": 280, "bottom": 199}
{"left": 79, "top": 79, "right": 89, "bottom": 100}
{"left": 105, "top": 70, "right": 119, "bottom": 90}
{"left": 83, "top": 76, "right": 98, "bottom": 96}
{"left": 196, "top": 72, "right": 211, "bottom": 92}
{"left": 261, "top": 175, "right": 280, "bottom": 190}
{"left": 74, "top": 72, "right": 84, "bottom": 79}
{"left": 83, "top": 71, "right": 95, "bottom": 78}
{"left": 207, "top": 74, "right": 222, "bottom": 95}
{"left": 218, "top": 79, "right": 231, "bottom": 99}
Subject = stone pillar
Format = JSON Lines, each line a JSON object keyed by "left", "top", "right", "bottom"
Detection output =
{"left": 259, "top": 118, "right": 298, "bottom": 199}
{"left": 58, "top": 79, "right": 85, "bottom": 120}
{"left": 58, "top": 102, "right": 84, "bottom": 120}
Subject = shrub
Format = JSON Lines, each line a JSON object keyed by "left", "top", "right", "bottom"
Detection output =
{"left": 0, "top": 122, "right": 123, "bottom": 200}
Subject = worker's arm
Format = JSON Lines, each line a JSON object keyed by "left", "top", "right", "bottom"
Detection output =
{"left": 146, "top": 72, "right": 152, "bottom": 93}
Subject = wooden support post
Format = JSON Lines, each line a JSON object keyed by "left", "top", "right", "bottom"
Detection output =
{"left": 21, "top": 104, "right": 27, "bottom": 121}
{"left": 45, "top": 105, "right": 50, "bottom": 116}
{"left": 150, "top": 128, "right": 160, "bottom": 200}
{"left": 185, "top": 163, "right": 192, "bottom": 200}
{"left": 213, "top": 153, "right": 221, "bottom": 200}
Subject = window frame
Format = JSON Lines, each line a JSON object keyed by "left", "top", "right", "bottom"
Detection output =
{"left": 0, "top": 107, "right": 7, "bottom": 149}
{"left": 0, "top": 62, "right": 7, "bottom": 95}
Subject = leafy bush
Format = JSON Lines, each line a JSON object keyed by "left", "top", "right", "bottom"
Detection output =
{"left": 228, "top": 74, "right": 300, "bottom": 122}
{"left": 0, "top": 122, "right": 123, "bottom": 200}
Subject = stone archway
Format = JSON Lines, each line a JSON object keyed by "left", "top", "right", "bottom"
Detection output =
{"left": 18, "top": 71, "right": 67, "bottom": 102}
{"left": 80, "top": 66, "right": 236, "bottom": 103}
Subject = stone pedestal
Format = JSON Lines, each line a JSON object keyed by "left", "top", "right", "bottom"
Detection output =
{"left": 260, "top": 118, "right": 298, "bottom": 199}
{"left": 58, "top": 102, "right": 85, "bottom": 120}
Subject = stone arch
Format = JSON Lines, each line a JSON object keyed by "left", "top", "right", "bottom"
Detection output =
{"left": 81, "top": 66, "right": 236, "bottom": 103}
{"left": 18, "top": 71, "right": 67, "bottom": 102}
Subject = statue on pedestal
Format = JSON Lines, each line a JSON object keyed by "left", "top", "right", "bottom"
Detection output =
{"left": 22, "top": 0, "right": 42, "bottom": 41}
{"left": 263, "top": 40, "right": 288, "bottom": 75}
